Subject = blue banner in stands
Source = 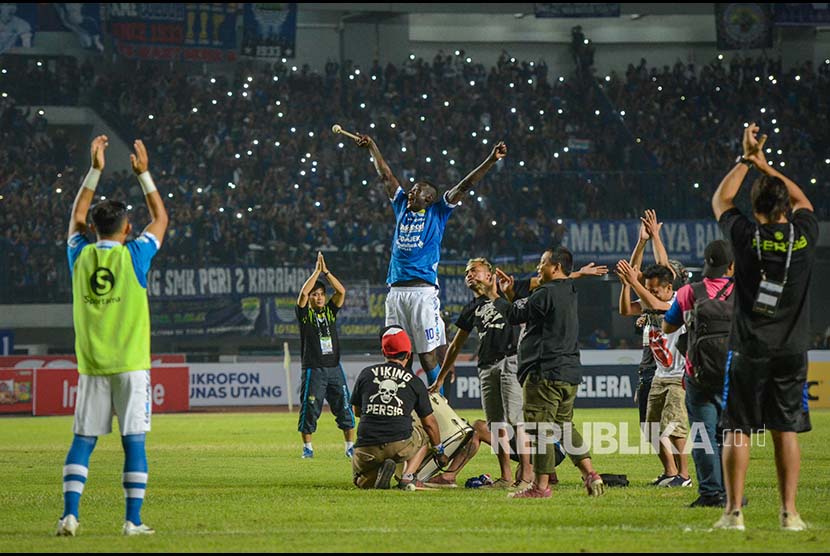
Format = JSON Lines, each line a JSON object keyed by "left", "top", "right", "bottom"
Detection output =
{"left": 241, "top": 3, "right": 297, "bottom": 59}
{"left": 561, "top": 220, "right": 724, "bottom": 265}
{"left": 108, "top": 3, "right": 238, "bottom": 63}
{"left": 0, "top": 3, "right": 36, "bottom": 53}
{"left": 534, "top": 3, "right": 620, "bottom": 18}
{"left": 774, "top": 3, "right": 830, "bottom": 26}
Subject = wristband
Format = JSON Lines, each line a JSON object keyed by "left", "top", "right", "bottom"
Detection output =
{"left": 735, "top": 154, "right": 753, "bottom": 168}
{"left": 82, "top": 167, "right": 101, "bottom": 192}
{"left": 433, "top": 443, "right": 444, "bottom": 455}
{"left": 137, "top": 171, "right": 157, "bottom": 195}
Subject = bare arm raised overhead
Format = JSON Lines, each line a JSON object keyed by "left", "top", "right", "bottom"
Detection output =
{"left": 356, "top": 134, "right": 401, "bottom": 199}
{"left": 68, "top": 135, "right": 108, "bottom": 239}
{"left": 446, "top": 141, "right": 507, "bottom": 205}
{"left": 131, "top": 139, "right": 169, "bottom": 245}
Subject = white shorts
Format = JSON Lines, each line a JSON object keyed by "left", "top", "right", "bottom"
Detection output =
{"left": 385, "top": 287, "right": 446, "bottom": 354}
{"left": 73, "top": 370, "right": 152, "bottom": 436}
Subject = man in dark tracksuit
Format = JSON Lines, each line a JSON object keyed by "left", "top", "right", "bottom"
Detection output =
{"left": 296, "top": 252, "right": 355, "bottom": 459}
{"left": 494, "top": 247, "right": 605, "bottom": 499}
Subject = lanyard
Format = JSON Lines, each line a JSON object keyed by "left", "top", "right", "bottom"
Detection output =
{"left": 754, "top": 223, "right": 794, "bottom": 284}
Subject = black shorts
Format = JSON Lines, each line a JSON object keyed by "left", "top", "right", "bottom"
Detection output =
{"left": 720, "top": 351, "right": 811, "bottom": 434}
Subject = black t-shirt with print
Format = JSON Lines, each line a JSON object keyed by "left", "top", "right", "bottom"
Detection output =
{"left": 350, "top": 361, "right": 433, "bottom": 447}
{"left": 513, "top": 277, "right": 533, "bottom": 301}
{"left": 295, "top": 300, "right": 340, "bottom": 368}
{"left": 719, "top": 207, "right": 818, "bottom": 356}
{"left": 455, "top": 295, "right": 519, "bottom": 366}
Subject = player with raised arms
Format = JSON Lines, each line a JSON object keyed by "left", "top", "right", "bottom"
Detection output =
{"left": 348, "top": 125, "right": 507, "bottom": 390}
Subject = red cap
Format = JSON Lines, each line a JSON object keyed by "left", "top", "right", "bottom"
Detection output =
{"left": 381, "top": 326, "right": 412, "bottom": 357}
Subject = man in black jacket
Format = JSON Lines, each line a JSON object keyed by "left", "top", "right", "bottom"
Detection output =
{"left": 494, "top": 246, "right": 605, "bottom": 499}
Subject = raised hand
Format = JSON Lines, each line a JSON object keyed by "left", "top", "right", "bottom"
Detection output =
{"left": 615, "top": 259, "right": 639, "bottom": 285}
{"left": 742, "top": 123, "right": 768, "bottom": 167}
{"left": 90, "top": 135, "right": 108, "bottom": 170}
{"left": 641, "top": 209, "right": 661, "bottom": 238}
{"left": 315, "top": 251, "right": 324, "bottom": 273}
{"left": 356, "top": 133, "right": 374, "bottom": 148}
{"left": 489, "top": 141, "right": 507, "bottom": 161}
{"left": 639, "top": 220, "right": 650, "bottom": 241}
{"left": 130, "top": 139, "right": 149, "bottom": 175}
{"left": 577, "top": 262, "right": 609, "bottom": 276}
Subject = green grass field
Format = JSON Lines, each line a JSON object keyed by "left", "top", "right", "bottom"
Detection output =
{"left": 1, "top": 408, "right": 828, "bottom": 552}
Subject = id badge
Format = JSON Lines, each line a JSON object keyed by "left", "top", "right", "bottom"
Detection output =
{"left": 320, "top": 336, "right": 334, "bottom": 355}
{"left": 752, "top": 279, "right": 784, "bottom": 317}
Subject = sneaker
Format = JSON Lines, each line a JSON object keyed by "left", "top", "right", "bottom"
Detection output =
{"left": 780, "top": 511, "right": 807, "bottom": 531}
{"left": 302, "top": 447, "right": 314, "bottom": 459}
{"left": 508, "top": 484, "right": 552, "bottom": 499}
{"left": 374, "top": 459, "right": 396, "bottom": 490}
{"left": 483, "top": 478, "right": 513, "bottom": 489}
{"left": 549, "top": 470, "right": 559, "bottom": 486}
{"left": 425, "top": 474, "right": 458, "bottom": 488}
{"left": 123, "top": 521, "right": 155, "bottom": 536}
{"left": 664, "top": 475, "right": 693, "bottom": 488}
{"left": 345, "top": 447, "right": 354, "bottom": 459}
{"left": 511, "top": 479, "right": 532, "bottom": 491}
{"left": 713, "top": 510, "right": 745, "bottom": 531}
{"left": 651, "top": 473, "right": 673, "bottom": 486}
{"left": 584, "top": 471, "right": 606, "bottom": 497}
{"left": 55, "top": 514, "right": 79, "bottom": 537}
{"left": 690, "top": 494, "right": 726, "bottom": 508}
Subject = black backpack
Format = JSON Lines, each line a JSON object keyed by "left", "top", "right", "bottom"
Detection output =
{"left": 687, "top": 281, "right": 734, "bottom": 394}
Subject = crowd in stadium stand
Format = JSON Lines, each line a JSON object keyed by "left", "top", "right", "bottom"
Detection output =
{"left": 1, "top": 51, "right": 829, "bottom": 302}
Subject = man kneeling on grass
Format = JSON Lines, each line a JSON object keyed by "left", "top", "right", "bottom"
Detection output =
{"left": 350, "top": 326, "right": 449, "bottom": 490}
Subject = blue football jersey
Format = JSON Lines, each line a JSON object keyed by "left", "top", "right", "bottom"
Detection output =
{"left": 386, "top": 187, "right": 457, "bottom": 286}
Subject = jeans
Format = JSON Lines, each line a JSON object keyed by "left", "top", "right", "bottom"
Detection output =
{"left": 637, "top": 367, "right": 655, "bottom": 424}
{"left": 685, "top": 376, "right": 724, "bottom": 497}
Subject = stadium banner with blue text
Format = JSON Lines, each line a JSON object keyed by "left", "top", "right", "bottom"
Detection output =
{"left": 37, "top": 3, "right": 103, "bottom": 51}
{"left": 444, "top": 364, "right": 637, "bottom": 410}
{"left": 241, "top": 3, "right": 297, "bottom": 59}
{"left": 774, "top": 3, "right": 830, "bottom": 26}
{"left": 0, "top": 3, "right": 36, "bottom": 53}
{"left": 190, "top": 363, "right": 288, "bottom": 406}
{"left": 715, "top": 3, "right": 774, "bottom": 51}
{"left": 534, "top": 3, "right": 620, "bottom": 18}
{"left": 560, "top": 220, "right": 724, "bottom": 266}
{"left": 108, "top": 3, "right": 238, "bottom": 63}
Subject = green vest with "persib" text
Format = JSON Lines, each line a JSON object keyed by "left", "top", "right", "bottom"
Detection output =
{"left": 72, "top": 243, "right": 151, "bottom": 375}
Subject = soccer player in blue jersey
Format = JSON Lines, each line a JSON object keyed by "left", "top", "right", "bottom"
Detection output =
{"left": 356, "top": 133, "right": 507, "bottom": 389}
{"left": 56, "top": 135, "right": 168, "bottom": 537}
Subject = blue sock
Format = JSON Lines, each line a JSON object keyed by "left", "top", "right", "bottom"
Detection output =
{"left": 122, "top": 434, "right": 148, "bottom": 526}
{"left": 62, "top": 435, "right": 97, "bottom": 519}
{"left": 426, "top": 365, "right": 444, "bottom": 396}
